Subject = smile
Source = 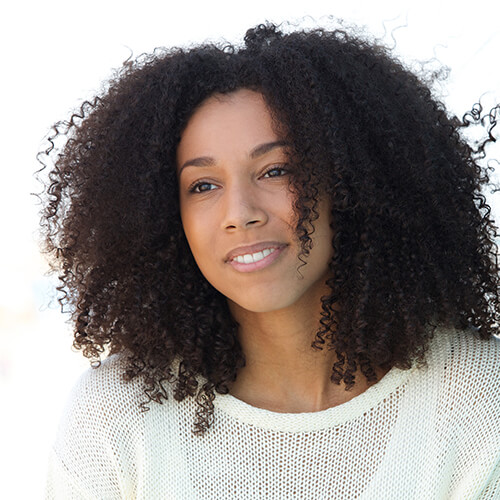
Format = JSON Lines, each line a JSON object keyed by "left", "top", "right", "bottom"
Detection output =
{"left": 232, "top": 248, "right": 276, "bottom": 264}
{"left": 228, "top": 245, "right": 286, "bottom": 273}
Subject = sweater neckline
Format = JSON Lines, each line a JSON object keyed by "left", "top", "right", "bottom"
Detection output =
{"left": 213, "top": 363, "right": 417, "bottom": 432}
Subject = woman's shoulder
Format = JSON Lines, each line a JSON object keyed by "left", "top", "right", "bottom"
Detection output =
{"left": 74, "top": 353, "right": 143, "bottom": 393}
{"left": 54, "top": 353, "right": 186, "bottom": 449}
{"left": 431, "top": 325, "right": 500, "bottom": 423}
{"left": 47, "top": 354, "right": 173, "bottom": 498}
{"left": 54, "top": 354, "right": 148, "bottom": 454}
{"left": 62, "top": 354, "right": 145, "bottom": 420}
{"left": 440, "top": 325, "right": 500, "bottom": 381}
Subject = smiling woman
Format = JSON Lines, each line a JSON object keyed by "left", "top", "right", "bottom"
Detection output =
{"left": 177, "top": 89, "right": 334, "bottom": 318}
{"left": 40, "top": 22, "right": 500, "bottom": 499}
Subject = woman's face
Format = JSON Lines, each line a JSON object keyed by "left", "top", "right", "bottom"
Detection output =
{"left": 176, "top": 89, "right": 333, "bottom": 313}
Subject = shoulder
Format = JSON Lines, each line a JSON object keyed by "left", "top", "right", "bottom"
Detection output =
{"left": 439, "top": 326, "right": 500, "bottom": 388}
{"left": 430, "top": 326, "right": 499, "bottom": 446}
{"left": 47, "top": 355, "right": 150, "bottom": 498}
{"left": 58, "top": 354, "right": 146, "bottom": 430}
{"left": 409, "top": 326, "right": 500, "bottom": 432}
{"left": 427, "top": 327, "right": 500, "bottom": 493}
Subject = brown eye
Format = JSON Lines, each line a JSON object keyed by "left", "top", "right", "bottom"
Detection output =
{"left": 262, "top": 165, "right": 288, "bottom": 178}
{"left": 189, "top": 181, "right": 217, "bottom": 193}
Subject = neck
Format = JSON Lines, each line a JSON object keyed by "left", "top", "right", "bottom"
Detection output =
{"left": 227, "top": 285, "right": 385, "bottom": 413}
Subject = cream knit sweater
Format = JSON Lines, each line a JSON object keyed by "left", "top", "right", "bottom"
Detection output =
{"left": 46, "top": 327, "right": 499, "bottom": 499}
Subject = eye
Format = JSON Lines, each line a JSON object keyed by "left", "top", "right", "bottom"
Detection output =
{"left": 262, "top": 164, "right": 288, "bottom": 178}
{"left": 188, "top": 181, "right": 217, "bottom": 194}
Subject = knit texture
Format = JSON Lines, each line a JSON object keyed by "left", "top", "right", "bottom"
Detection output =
{"left": 46, "top": 327, "right": 500, "bottom": 499}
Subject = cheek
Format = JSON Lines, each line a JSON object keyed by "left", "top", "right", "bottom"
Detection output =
{"left": 180, "top": 208, "right": 216, "bottom": 269}
{"left": 182, "top": 215, "right": 202, "bottom": 249}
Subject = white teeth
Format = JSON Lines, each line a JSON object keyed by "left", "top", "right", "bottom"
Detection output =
{"left": 253, "top": 251, "right": 265, "bottom": 262}
{"left": 233, "top": 247, "right": 276, "bottom": 264}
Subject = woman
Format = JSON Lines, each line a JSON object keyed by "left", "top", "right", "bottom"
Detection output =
{"left": 42, "top": 23, "right": 499, "bottom": 498}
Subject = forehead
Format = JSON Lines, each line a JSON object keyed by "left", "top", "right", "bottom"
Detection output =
{"left": 176, "top": 89, "right": 280, "bottom": 166}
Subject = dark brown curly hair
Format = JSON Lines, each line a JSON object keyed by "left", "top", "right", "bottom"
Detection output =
{"left": 38, "top": 22, "right": 500, "bottom": 434}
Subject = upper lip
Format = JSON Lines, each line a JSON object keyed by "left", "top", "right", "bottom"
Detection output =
{"left": 225, "top": 241, "right": 287, "bottom": 262}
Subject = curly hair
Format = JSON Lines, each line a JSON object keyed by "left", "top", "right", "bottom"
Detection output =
{"left": 38, "top": 22, "right": 500, "bottom": 434}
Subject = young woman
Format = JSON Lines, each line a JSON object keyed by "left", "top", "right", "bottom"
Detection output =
{"left": 42, "top": 23, "right": 499, "bottom": 498}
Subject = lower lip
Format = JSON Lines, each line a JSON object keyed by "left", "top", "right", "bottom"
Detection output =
{"left": 228, "top": 245, "right": 287, "bottom": 273}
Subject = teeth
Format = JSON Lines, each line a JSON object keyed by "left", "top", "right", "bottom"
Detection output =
{"left": 253, "top": 251, "right": 264, "bottom": 261}
{"left": 234, "top": 248, "right": 276, "bottom": 264}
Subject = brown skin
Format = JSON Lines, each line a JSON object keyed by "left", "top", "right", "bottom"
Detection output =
{"left": 177, "top": 89, "right": 389, "bottom": 413}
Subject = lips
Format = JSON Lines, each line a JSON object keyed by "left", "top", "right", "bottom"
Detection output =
{"left": 225, "top": 241, "right": 287, "bottom": 262}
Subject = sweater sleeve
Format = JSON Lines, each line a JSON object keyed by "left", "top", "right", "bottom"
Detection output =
{"left": 45, "top": 356, "right": 144, "bottom": 500}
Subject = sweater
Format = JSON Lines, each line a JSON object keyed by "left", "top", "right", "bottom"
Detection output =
{"left": 46, "top": 327, "right": 500, "bottom": 499}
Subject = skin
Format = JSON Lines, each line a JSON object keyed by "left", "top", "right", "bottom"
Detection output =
{"left": 177, "top": 89, "right": 388, "bottom": 413}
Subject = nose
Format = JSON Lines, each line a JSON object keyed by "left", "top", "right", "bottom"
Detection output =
{"left": 221, "top": 181, "right": 268, "bottom": 231}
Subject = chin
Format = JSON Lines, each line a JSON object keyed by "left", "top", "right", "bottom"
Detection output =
{"left": 227, "top": 294, "right": 298, "bottom": 314}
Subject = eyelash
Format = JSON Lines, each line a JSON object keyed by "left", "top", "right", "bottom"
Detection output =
{"left": 264, "top": 165, "right": 288, "bottom": 178}
{"left": 187, "top": 164, "right": 289, "bottom": 194}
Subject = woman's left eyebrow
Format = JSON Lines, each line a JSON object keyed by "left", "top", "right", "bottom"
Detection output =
{"left": 249, "top": 140, "right": 288, "bottom": 159}
{"left": 178, "top": 140, "right": 288, "bottom": 177}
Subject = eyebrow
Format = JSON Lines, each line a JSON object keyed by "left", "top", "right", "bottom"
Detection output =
{"left": 178, "top": 140, "right": 288, "bottom": 176}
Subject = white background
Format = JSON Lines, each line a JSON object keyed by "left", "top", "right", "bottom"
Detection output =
{"left": 0, "top": 0, "right": 499, "bottom": 497}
